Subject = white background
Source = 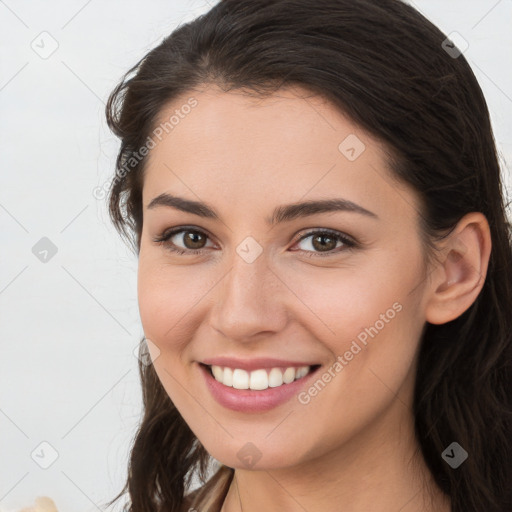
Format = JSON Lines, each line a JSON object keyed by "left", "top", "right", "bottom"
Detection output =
{"left": 1, "top": 1, "right": 511, "bottom": 511}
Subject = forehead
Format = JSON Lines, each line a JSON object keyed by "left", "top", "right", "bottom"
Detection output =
{"left": 142, "top": 85, "right": 418, "bottom": 224}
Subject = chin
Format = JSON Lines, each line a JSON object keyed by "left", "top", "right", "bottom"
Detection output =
{"left": 200, "top": 435, "right": 309, "bottom": 472}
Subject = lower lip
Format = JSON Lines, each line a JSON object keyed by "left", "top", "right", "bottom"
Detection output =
{"left": 199, "top": 363, "right": 320, "bottom": 413}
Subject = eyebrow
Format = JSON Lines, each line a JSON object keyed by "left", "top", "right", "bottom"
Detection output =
{"left": 147, "top": 193, "right": 379, "bottom": 224}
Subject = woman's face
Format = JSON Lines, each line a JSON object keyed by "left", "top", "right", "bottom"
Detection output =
{"left": 137, "top": 85, "right": 432, "bottom": 470}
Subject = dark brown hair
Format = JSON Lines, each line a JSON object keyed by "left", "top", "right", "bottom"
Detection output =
{"left": 104, "top": 1, "right": 512, "bottom": 511}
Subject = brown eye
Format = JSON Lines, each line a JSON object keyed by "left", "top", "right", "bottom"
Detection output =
{"left": 311, "top": 233, "right": 338, "bottom": 252}
{"left": 153, "top": 227, "right": 214, "bottom": 255}
{"left": 180, "top": 230, "right": 207, "bottom": 249}
{"left": 293, "top": 229, "right": 356, "bottom": 257}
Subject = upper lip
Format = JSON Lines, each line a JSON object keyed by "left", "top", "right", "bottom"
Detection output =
{"left": 201, "top": 357, "right": 320, "bottom": 371}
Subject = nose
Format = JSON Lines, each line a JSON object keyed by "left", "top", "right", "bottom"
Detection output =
{"left": 208, "top": 249, "right": 289, "bottom": 342}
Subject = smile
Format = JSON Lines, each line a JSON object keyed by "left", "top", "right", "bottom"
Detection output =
{"left": 199, "top": 362, "right": 322, "bottom": 413}
{"left": 208, "top": 364, "right": 314, "bottom": 390}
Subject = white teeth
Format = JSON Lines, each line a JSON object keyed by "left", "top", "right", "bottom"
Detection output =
{"left": 232, "top": 369, "right": 249, "bottom": 389}
{"left": 296, "top": 366, "right": 309, "bottom": 379}
{"left": 211, "top": 365, "right": 223, "bottom": 381}
{"left": 209, "top": 364, "right": 313, "bottom": 390}
{"left": 223, "top": 367, "right": 233, "bottom": 387}
{"left": 249, "top": 369, "right": 268, "bottom": 390}
{"left": 282, "top": 367, "right": 296, "bottom": 384}
{"left": 268, "top": 368, "right": 283, "bottom": 387}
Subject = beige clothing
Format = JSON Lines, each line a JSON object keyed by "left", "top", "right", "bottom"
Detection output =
{"left": 17, "top": 497, "right": 58, "bottom": 512}
{"left": 15, "top": 468, "right": 234, "bottom": 512}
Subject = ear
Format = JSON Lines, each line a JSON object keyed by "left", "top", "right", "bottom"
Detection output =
{"left": 424, "top": 212, "right": 492, "bottom": 325}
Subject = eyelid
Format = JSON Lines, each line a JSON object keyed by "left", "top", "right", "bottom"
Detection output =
{"left": 293, "top": 227, "right": 356, "bottom": 245}
{"left": 152, "top": 225, "right": 217, "bottom": 249}
{"left": 153, "top": 225, "right": 358, "bottom": 256}
{"left": 290, "top": 228, "right": 357, "bottom": 257}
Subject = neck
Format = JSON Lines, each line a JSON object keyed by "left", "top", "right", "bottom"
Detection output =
{"left": 220, "top": 399, "right": 451, "bottom": 512}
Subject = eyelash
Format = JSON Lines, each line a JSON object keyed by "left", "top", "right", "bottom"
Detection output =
{"left": 152, "top": 226, "right": 358, "bottom": 258}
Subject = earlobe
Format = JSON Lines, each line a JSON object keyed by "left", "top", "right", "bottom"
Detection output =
{"left": 425, "top": 212, "right": 492, "bottom": 325}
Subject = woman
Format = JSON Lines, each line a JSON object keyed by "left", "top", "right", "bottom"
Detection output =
{"left": 104, "top": 0, "right": 512, "bottom": 511}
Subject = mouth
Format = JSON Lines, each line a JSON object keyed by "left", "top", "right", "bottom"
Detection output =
{"left": 200, "top": 363, "right": 322, "bottom": 391}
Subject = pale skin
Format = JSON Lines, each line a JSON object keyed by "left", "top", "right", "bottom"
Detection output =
{"left": 137, "top": 85, "right": 491, "bottom": 512}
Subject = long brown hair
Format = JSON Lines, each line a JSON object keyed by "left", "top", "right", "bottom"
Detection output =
{"left": 104, "top": 1, "right": 512, "bottom": 510}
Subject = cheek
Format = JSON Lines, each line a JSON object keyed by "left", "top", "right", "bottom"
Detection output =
{"left": 279, "top": 257, "right": 414, "bottom": 345}
{"left": 137, "top": 252, "right": 210, "bottom": 345}
{"left": 273, "top": 281, "right": 422, "bottom": 457}
{"left": 281, "top": 252, "right": 425, "bottom": 392}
